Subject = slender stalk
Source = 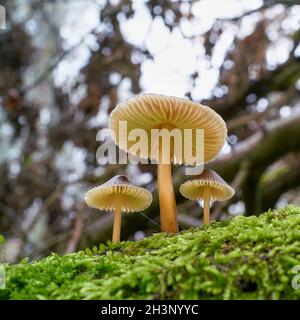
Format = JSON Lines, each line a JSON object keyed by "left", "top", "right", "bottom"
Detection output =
{"left": 112, "top": 202, "right": 122, "bottom": 243}
{"left": 203, "top": 187, "right": 211, "bottom": 225}
{"left": 157, "top": 163, "right": 178, "bottom": 233}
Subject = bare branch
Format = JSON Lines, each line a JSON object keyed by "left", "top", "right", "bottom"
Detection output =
{"left": 66, "top": 204, "right": 85, "bottom": 254}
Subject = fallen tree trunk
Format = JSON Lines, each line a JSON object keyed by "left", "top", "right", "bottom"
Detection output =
{"left": 4, "top": 206, "right": 300, "bottom": 300}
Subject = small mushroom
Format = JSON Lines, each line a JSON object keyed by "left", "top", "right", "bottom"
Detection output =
{"left": 179, "top": 169, "right": 234, "bottom": 225}
{"left": 85, "top": 175, "right": 152, "bottom": 243}
{"left": 109, "top": 94, "right": 227, "bottom": 233}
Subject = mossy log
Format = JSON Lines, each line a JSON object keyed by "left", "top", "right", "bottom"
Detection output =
{"left": 1, "top": 205, "right": 300, "bottom": 300}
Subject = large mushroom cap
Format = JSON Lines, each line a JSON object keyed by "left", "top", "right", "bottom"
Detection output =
{"left": 179, "top": 169, "right": 235, "bottom": 201}
{"left": 85, "top": 175, "right": 152, "bottom": 212}
{"left": 109, "top": 94, "right": 227, "bottom": 165}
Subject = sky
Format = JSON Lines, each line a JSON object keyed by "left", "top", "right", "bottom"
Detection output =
{"left": 54, "top": 0, "right": 265, "bottom": 98}
{"left": 51, "top": 0, "right": 300, "bottom": 105}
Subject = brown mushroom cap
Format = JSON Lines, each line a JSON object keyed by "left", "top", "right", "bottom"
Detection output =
{"left": 109, "top": 94, "right": 227, "bottom": 165}
{"left": 179, "top": 169, "right": 235, "bottom": 201}
{"left": 85, "top": 175, "right": 152, "bottom": 212}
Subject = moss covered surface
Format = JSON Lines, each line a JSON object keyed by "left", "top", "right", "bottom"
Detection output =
{"left": 1, "top": 205, "right": 300, "bottom": 300}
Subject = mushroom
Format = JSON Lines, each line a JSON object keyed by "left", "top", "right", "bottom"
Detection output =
{"left": 85, "top": 175, "right": 152, "bottom": 243}
{"left": 109, "top": 94, "right": 227, "bottom": 233}
{"left": 179, "top": 169, "right": 235, "bottom": 225}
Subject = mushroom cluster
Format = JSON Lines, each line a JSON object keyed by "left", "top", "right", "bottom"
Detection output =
{"left": 85, "top": 93, "right": 235, "bottom": 243}
{"left": 109, "top": 94, "right": 228, "bottom": 233}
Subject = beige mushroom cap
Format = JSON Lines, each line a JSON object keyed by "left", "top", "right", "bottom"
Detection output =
{"left": 85, "top": 175, "right": 152, "bottom": 212}
{"left": 179, "top": 169, "right": 235, "bottom": 201}
{"left": 109, "top": 94, "right": 227, "bottom": 165}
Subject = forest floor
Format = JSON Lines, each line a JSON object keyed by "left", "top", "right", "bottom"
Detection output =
{"left": 1, "top": 205, "right": 300, "bottom": 300}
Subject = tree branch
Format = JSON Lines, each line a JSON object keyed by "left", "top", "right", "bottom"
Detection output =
{"left": 65, "top": 204, "right": 84, "bottom": 254}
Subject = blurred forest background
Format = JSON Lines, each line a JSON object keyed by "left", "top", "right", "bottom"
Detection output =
{"left": 0, "top": 0, "right": 300, "bottom": 263}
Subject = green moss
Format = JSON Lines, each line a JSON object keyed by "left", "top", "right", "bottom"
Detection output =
{"left": 1, "top": 205, "right": 300, "bottom": 300}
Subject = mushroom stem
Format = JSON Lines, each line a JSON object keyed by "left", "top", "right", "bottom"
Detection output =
{"left": 157, "top": 163, "right": 178, "bottom": 233}
{"left": 203, "top": 187, "right": 210, "bottom": 225}
{"left": 112, "top": 202, "right": 121, "bottom": 243}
